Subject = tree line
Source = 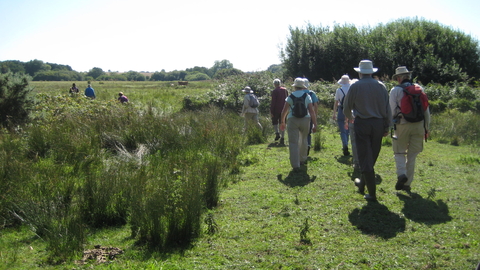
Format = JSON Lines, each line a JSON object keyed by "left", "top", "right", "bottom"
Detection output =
{"left": 282, "top": 18, "right": 480, "bottom": 84}
{"left": 0, "top": 59, "right": 266, "bottom": 82}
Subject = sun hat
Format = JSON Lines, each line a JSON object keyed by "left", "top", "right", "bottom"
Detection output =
{"left": 392, "top": 66, "right": 412, "bottom": 79}
{"left": 273, "top": 79, "right": 281, "bottom": 85}
{"left": 242, "top": 86, "right": 253, "bottom": 93}
{"left": 303, "top": 78, "right": 310, "bottom": 88}
{"left": 337, "top": 75, "right": 351, "bottom": 85}
{"left": 353, "top": 60, "right": 378, "bottom": 74}
{"left": 292, "top": 77, "right": 306, "bottom": 88}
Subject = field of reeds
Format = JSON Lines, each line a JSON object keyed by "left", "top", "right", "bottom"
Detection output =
{"left": 0, "top": 75, "right": 479, "bottom": 269}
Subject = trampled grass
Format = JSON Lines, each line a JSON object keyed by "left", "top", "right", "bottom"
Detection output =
{"left": 1, "top": 125, "right": 479, "bottom": 269}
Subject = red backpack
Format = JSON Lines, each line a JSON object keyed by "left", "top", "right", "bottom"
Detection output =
{"left": 398, "top": 83, "right": 429, "bottom": 122}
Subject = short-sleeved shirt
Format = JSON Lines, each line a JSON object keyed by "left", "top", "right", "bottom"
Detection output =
{"left": 285, "top": 90, "right": 313, "bottom": 119}
{"left": 304, "top": 89, "right": 319, "bottom": 104}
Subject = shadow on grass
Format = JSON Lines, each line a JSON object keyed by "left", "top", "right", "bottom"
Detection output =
{"left": 277, "top": 168, "right": 316, "bottom": 187}
{"left": 348, "top": 202, "right": 406, "bottom": 239}
{"left": 396, "top": 191, "right": 452, "bottom": 225}
{"left": 267, "top": 142, "right": 287, "bottom": 148}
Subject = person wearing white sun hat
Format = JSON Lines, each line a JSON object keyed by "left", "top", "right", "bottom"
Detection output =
{"left": 343, "top": 60, "right": 392, "bottom": 201}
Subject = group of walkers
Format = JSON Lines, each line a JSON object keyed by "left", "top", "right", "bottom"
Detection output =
{"left": 241, "top": 59, "right": 430, "bottom": 202}
{"left": 69, "top": 83, "right": 129, "bottom": 103}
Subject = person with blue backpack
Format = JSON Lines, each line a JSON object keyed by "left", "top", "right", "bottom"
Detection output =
{"left": 389, "top": 66, "right": 430, "bottom": 193}
{"left": 280, "top": 78, "right": 318, "bottom": 171}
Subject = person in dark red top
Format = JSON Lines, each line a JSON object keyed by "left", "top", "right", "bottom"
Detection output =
{"left": 270, "top": 79, "right": 288, "bottom": 145}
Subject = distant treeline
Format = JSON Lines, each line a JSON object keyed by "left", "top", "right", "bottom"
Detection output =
{"left": 282, "top": 18, "right": 480, "bottom": 84}
{"left": 0, "top": 59, "right": 283, "bottom": 82}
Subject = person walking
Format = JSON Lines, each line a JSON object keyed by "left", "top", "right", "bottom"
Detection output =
{"left": 85, "top": 84, "right": 96, "bottom": 99}
{"left": 270, "top": 79, "right": 288, "bottom": 145}
{"left": 241, "top": 86, "right": 262, "bottom": 130}
{"left": 333, "top": 75, "right": 352, "bottom": 156}
{"left": 303, "top": 78, "right": 319, "bottom": 155}
{"left": 343, "top": 60, "right": 392, "bottom": 201}
{"left": 389, "top": 66, "right": 430, "bottom": 192}
{"left": 280, "top": 78, "right": 318, "bottom": 171}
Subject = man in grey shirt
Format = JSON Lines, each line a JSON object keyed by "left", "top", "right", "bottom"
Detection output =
{"left": 343, "top": 60, "right": 392, "bottom": 201}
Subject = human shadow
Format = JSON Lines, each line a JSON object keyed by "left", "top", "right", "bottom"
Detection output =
{"left": 335, "top": 155, "right": 351, "bottom": 166}
{"left": 278, "top": 168, "right": 316, "bottom": 188}
{"left": 348, "top": 201, "right": 406, "bottom": 239}
{"left": 268, "top": 142, "right": 287, "bottom": 148}
{"left": 396, "top": 190, "right": 452, "bottom": 225}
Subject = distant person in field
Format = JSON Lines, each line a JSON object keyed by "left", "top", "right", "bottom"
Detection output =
{"left": 333, "top": 75, "right": 353, "bottom": 156}
{"left": 270, "top": 79, "right": 288, "bottom": 145}
{"left": 343, "top": 60, "right": 391, "bottom": 201}
{"left": 280, "top": 78, "right": 317, "bottom": 171}
{"left": 389, "top": 66, "right": 430, "bottom": 193}
{"left": 118, "top": 92, "right": 129, "bottom": 103}
{"left": 84, "top": 84, "right": 96, "bottom": 99}
{"left": 241, "top": 86, "right": 262, "bottom": 130}
{"left": 302, "top": 77, "right": 319, "bottom": 156}
{"left": 69, "top": 83, "right": 79, "bottom": 95}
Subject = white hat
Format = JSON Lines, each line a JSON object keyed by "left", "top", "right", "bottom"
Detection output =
{"left": 337, "top": 75, "right": 351, "bottom": 85}
{"left": 292, "top": 77, "right": 306, "bottom": 88}
{"left": 353, "top": 60, "right": 378, "bottom": 74}
{"left": 242, "top": 86, "right": 253, "bottom": 93}
{"left": 273, "top": 78, "right": 281, "bottom": 85}
{"left": 392, "top": 66, "right": 412, "bottom": 79}
{"left": 303, "top": 78, "right": 310, "bottom": 88}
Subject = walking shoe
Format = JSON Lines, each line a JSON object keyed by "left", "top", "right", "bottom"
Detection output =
{"left": 342, "top": 146, "right": 350, "bottom": 156}
{"left": 395, "top": 174, "right": 408, "bottom": 190}
{"left": 279, "top": 138, "right": 285, "bottom": 145}
{"left": 402, "top": 185, "right": 411, "bottom": 192}
{"left": 274, "top": 133, "right": 281, "bottom": 141}
{"left": 364, "top": 194, "right": 377, "bottom": 201}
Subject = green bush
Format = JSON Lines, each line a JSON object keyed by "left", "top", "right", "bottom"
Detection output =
{"left": 0, "top": 72, "right": 34, "bottom": 128}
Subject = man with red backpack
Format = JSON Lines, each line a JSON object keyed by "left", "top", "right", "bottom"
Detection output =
{"left": 389, "top": 66, "right": 430, "bottom": 193}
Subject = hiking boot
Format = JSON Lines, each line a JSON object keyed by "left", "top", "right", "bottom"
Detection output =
{"left": 279, "top": 138, "right": 285, "bottom": 145}
{"left": 343, "top": 146, "right": 350, "bottom": 156}
{"left": 364, "top": 194, "right": 377, "bottom": 201}
{"left": 395, "top": 174, "right": 408, "bottom": 190}
{"left": 274, "top": 133, "right": 281, "bottom": 141}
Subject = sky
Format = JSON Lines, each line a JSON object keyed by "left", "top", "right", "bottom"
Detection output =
{"left": 0, "top": 0, "right": 479, "bottom": 73}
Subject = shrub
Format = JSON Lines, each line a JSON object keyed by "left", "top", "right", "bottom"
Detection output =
{"left": 0, "top": 72, "right": 34, "bottom": 128}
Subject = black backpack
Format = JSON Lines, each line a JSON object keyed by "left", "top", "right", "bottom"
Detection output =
{"left": 248, "top": 93, "right": 259, "bottom": 108}
{"left": 290, "top": 93, "right": 308, "bottom": 118}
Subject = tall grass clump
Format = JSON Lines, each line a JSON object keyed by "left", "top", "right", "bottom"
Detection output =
{"left": 430, "top": 110, "right": 480, "bottom": 145}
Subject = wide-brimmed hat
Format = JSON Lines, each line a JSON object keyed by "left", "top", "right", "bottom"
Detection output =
{"left": 353, "top": 60, "right": 378, "bottom": 74}
{"left": 292, "top": 77, "right": 306, "bottom": 88}
{"left": 242, "top": 86, "right": 253, "bottom": 93}
{"left": 337, "top": 75, "right": 351, "bottom": 85}
{"left": 392, "top": 66, "right": 412, "bottom": 79}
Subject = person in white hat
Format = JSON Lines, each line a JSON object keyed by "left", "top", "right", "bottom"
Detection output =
{"left": 343, "top": 60, "right": 392, "bottom": 201}
{"left": 389, "top": 66, "right": 430, "bottom": 193}
{"left": 270, "top": 79, "right": 288, "bottom": 145}
{"left": 280, "top": 78, "right": 318, "bottom": 171}
{"left": 333, "top": 75, "right": 353, "bottom": 156}
{"left": 241, "top": 86, "right": 262, "bottom": 130}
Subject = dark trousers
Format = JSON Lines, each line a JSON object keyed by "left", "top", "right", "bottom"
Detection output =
{"left": 354, "top": 118, "right": 385, "bottom": 173}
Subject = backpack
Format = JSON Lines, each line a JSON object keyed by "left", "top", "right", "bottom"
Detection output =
{"left": 290, "top": 93, "right": 308, "bottom": 118}
{"left": 249, "top": 94, "right": 259, "bottom": 108}
{"left": 338, "top": 88, "right": 346, "bottom": 109}
{"left": 398, "top": 83, "right": 429, "bottom": 122}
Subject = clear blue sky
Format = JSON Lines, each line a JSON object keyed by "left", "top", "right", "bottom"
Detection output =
{"left": 0, "top": 0, "right": 479, "bottom": 73}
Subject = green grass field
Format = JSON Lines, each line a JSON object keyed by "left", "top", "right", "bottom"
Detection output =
{"left": 0, "top": 81, "right": 479, "bottom": 269}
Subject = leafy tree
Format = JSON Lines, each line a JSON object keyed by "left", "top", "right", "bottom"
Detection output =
{"left": 32, "top": 70, "right": 83, "bottom": 81}
{"left": 209, "top": 60, "right": 234, "bottom": 78}
{"left": 24, "top": 59, "right": 49, "bottom": 76}
{"left": 151, "top": 71, "right": 166, "bottom": 81}
{"left": 87, "top": 67, "right": 105, "bottom": 79}
{"left": 0, "top": 72, "right": 34, "bottom": 128}
{"left": 46, "top": 62, "right": 73, "bottom": 71}
{"left": 124, "top": 71, "right": 146, "bottom": 81}
{"left": 0, "top": 60, "right": 25, "bottom": 74}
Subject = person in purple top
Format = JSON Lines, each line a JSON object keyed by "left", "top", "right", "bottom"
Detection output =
{"left": 118, "top": 92, "right": 129, "bottom": 103}
{"left": 270, "top": 79, "right": 288, "bottom": 145}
